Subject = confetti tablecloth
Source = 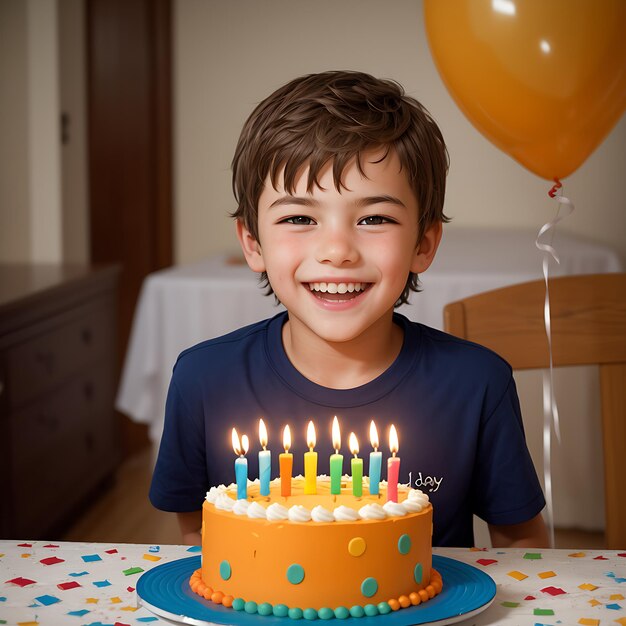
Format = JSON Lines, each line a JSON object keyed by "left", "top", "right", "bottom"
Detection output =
{"left": 0, "top": 541, "right": 624, "bottom": 625}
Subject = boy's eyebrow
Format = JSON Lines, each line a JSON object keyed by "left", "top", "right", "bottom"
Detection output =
{"left": 268, "top": 194, "right": 407, "bottom": 209}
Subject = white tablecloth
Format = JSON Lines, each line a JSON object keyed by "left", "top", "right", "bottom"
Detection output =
{"left": 2, "top": 540, "right": 625, "bottom": 625}
{"left": 116, "top": 227, "right": 621, "bottom": 530}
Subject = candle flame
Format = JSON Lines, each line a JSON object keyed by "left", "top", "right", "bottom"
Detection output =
{"left": 306, "top": 420, "right": 316, "bottom": 451}
{"left": 259, "top": 418, "right": 268, "bottom": 449}
{"left": 389, "top": 424, "right": 399, "bottom": 455}
{"left": 283, "top": 424, "right": 291, "bottom": 452}
{"left": 232, "top": 428, "right": 249, "bottom": 456}
{"left": 332, "top": 416, "right": 341, "bottom": 452}
{"left": 349, "top": 432, "right": 359, "bottom": 456}
{"left": 369, "top": 420, "right": 379, "bottom": 450}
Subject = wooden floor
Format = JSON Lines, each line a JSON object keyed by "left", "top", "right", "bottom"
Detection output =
{"left": 63, "top": 448, "right": 607, "bottom": 549}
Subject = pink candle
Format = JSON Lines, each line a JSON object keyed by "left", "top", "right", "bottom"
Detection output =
{"left": 386, "top": 424, "right": 400, "bottom": 502}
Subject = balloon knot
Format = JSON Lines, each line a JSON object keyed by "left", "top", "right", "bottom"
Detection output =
{"left": 548, "top": 179, "right": 562, "bottom": 198}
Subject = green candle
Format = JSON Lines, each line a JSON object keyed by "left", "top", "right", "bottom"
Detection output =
{"left": 349, "top": 432, "right": 363, "bottom": 497}
{"left": 330, "top": 416, "right": 343, "bottom": 495}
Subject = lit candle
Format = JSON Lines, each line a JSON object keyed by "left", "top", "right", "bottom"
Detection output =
{"left": 369, "top": 420, "right": 382, "bottom": 496}
{"left": 386, "top": 424, "right": 400, "bottom": 502}
{"left": 232, "top": 428, "right": 249, "bottom": 500}
{"left": 258, "top": 418, "right": 271, "bottom": 496}
{"left": 329, "top": 416, "right": 343, "bottom": 495}
{"left": 280, "top": 425, "right": 293, "bottom": 497}
{"left": 304, "top": 420, "right": 317, "bottom": 495}
{"left": 349, "top": 432, "right": 363, "bottom": 497}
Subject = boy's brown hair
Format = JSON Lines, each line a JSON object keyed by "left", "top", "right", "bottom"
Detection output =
{"left": 232, "top": 70, "right": 449, "bottom": 305}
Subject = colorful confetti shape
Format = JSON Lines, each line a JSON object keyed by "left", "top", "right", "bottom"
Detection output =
{"left": 5, "top": 577, "right": 36, "bottom": 587}
{"left": 476, "top": 558, "right": 498, "bottom": 566}
{"left": 40, "top": 556, "right": 64, "bottom": 566}
{"left": 578, "top": 619, "right": 599, "bottom": 626}
{"left": 524, "top": 595, "right": 536, "bottom": 600}
{"left": 126, "top": 587, "right": 135, "bottom": 592}
{"left": 137, "top": 619, "right": 159, "bottom": 623}
{"left": 142, "top": 554, "right": 161, "bottom": 562}
{"left": 501, "top": 601, "right": 520, "bottom": 607}
{"left": 81, "top": 554, "right": 102, "bottom": 563}
{"left": 618, "top": 553, "right": 626, "bottom": 557}
{"left": 579, "top": 583, "right": 599, "bottom": 591}
{"left": 17, "top": 543, "right": 32, "bottom": 547}
{"left": 110, "top": 596, "right": 122, "bottom": 604}
{"left": 92, "top": 580, "right": 111, "bottom": 588}
{"left": 593, "top": 555, "right": 608, "bottom": 560}
{"left": 613, "top": 618, "right": 626, "bottom": 625}
{"left": 533, "top": 608, "right": 554, "bottom": 615}
{"left": 606, "top": 603, "right": 622, "bottom": 610}
{"left": 588, "top": 599, "right": 602, "bottom": 607}
{"left": 569, "top": 552, "right": 587, "bottom": 558}
{"left": 524, "top": 552, "right": 543, "bottom": 560}
{"left": 120, "top": 606, "right": 138, "bottom": 612}
{"left": 35, "top": 594, "right": 60, "bottom": 606}
{"left": 508, "top": 570, "right": 529, "bottom": 581}
{"left": 610, "top": 594, "right": 625, "bottom": 600}
{"left": 68, "top": 571, "right": 89, "bottom": 577}
{"left": 20, "top": 554, "right": 31, "bottom": 559}
{"left": 122, "top": 566, "right": 143, "bottom": 576}
{"left": 105, "top": 548, "right": 118, "bottom": 554}
{"left": 67, "top": 609, "right": 90, "bottom": 617}
{"left": 57, "top": 581, "right": 81, "bottom": 591}
{"left": 541, "top": 586, "right": 566, "bottom": 596}
{"left": 538, "top": 571, "right": 556, "bottom": 579}
{"left": 43, "top": 544, "right": 59, "bottom": 548}
{"left": 85, "top": 597, "right": 99, "bottom": 604}
{"left": 148, "top": 546, "right": 160, "bottom": 553}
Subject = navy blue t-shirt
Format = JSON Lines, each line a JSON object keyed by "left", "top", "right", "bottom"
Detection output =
{"left": 150, "top": 311, "right": 545, "bottom": 547}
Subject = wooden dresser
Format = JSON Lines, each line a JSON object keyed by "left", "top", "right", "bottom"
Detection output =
{"left": 0, "top": 264, "right": 121, "bottom": 539}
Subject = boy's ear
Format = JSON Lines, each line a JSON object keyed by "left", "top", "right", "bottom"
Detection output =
{"left": 236, "top": 219, "right": 266, "bottom": 273}
{"left": 410, "top": 221, "right": 443, "bottom": 274}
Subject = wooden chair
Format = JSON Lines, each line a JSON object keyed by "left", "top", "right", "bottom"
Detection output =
{"left": 443, "top": 273, "right": 626, "bottom": 549}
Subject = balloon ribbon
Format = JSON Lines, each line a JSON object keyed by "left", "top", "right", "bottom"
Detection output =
{"left": 535, "top": 178, "right": 574, "bottom": 548}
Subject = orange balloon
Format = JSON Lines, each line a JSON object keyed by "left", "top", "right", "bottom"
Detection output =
{"left": 424, "top": 0, "right": 626, "bottom": 180}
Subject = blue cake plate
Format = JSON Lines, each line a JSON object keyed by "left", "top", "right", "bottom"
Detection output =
{"left": 137, "top": 554, "right": 496, "bottom": 626}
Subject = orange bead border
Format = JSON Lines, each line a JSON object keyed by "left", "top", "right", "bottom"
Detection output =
{"left": 189, "top": 567, "right": 442, "bottom": 614}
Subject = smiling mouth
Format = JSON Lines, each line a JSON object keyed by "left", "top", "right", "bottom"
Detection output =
{"left": 307, "top": 282, "right": 371, "bottom": 301}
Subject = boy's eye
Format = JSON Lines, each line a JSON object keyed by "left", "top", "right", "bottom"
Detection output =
{"left": 358, "top": 215, "right": 393, "bottom": 226}
{"left": 283, "top": 216, "right": 315, "bottom": 225}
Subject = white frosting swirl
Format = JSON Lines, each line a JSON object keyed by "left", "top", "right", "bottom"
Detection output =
{"left": 288, "top": 505, "right": 312, "bottom": 523}
{"left": 266, "top": 502, "right": 289, "bottom": 521}
{"left": 383, "top": 501, "right": 407, "bottom": 517}
{"left": 246, "top": 502, "right": 267, "bottom": 519}
{"left": 232, "top": 499, "right": 250, "bottom": 516}
{"left": 214, "top": 493, "right": 235, "bottom": 511}
{"left": 408, "top": 489, "right": 430, "bottom": 505}
{"left": 311, "top": 505, "right": 335, "bottom": 523}
{"left": 205, "top": 485, "right": 227, "bottom": 503}
{"left": 358, "top": 503, "right": 387, "bottom": 520}
{"left": 333, "top": 505, "right": 360, "bottom": 522}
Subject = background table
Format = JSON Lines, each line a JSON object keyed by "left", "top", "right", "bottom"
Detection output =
{"left": 1, "top": 540, "right": 625, "bottom": 625}
{"left": 115, "top": 227, "right": 622, "bottom": 531}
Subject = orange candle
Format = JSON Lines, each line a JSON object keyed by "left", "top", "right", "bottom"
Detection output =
{"left": 280, "top": 425, "right": 293, "bottom": 497}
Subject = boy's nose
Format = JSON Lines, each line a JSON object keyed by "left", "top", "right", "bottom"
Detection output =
{"left": 315, "top": 230, "right": 360, "bottom": 266}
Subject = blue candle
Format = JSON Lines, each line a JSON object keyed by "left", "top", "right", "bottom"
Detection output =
{"left": 258, "top": 418, "right": 271, "bottom": 496}
{"left": 232, "top": 428, "right": 249, "bottom": 499}
{"left": 369, "top": 420, "right": 382, "bottom": 496}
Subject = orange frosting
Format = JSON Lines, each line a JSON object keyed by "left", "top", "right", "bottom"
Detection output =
{"left": 198, "top": 477, "right": 437, "bottom": 611}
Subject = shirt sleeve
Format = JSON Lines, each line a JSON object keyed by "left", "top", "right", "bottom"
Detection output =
{"left": 472, "top": 375, "right": 546, "bottom": 525}
{"left": 149, "top": 374, "right": 209, "bottom": 512}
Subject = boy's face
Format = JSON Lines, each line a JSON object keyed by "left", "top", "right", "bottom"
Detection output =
{"left": 238, "top": 148, "right": 441, "bottom": 345}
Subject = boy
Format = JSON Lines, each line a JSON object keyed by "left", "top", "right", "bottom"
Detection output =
{"left": 150, "top": 70, "right": 548, "bottom": 548}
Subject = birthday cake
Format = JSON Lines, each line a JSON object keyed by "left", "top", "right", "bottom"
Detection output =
{"left": 189, "top": 475, "right": 442, "bottom": 619}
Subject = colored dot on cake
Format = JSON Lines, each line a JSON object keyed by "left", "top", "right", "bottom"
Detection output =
{"left": 361, "top": 577, "right": 378, "bottom": 598}
{"left": 414, "top": 563, "right": 423, "bottom": 583}
{"left": 219, "top": 560, "right": 231, "bottom": 581}
{"left": 286, "top": 563, "right": 305, "bottom": 584}
{"left": 398, "top": 534, "right": 412, "bottom": 554}
{"left": 348, "top": 537, "right": 367, "bottom": 557}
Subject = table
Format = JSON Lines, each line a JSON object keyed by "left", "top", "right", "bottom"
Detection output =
{"left": 1, "top": 540, "right": 625, "bottom": 625}
{"left": 115, "top": 227, "right": 622, "bottom": 530}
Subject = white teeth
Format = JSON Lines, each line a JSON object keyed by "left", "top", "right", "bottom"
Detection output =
{"left": 308, "top": 282, "right": 368, "bottom": 293}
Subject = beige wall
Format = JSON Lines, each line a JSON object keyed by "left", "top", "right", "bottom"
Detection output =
{"left": 174, "top": 0, "right": 626, "bottom": 266}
